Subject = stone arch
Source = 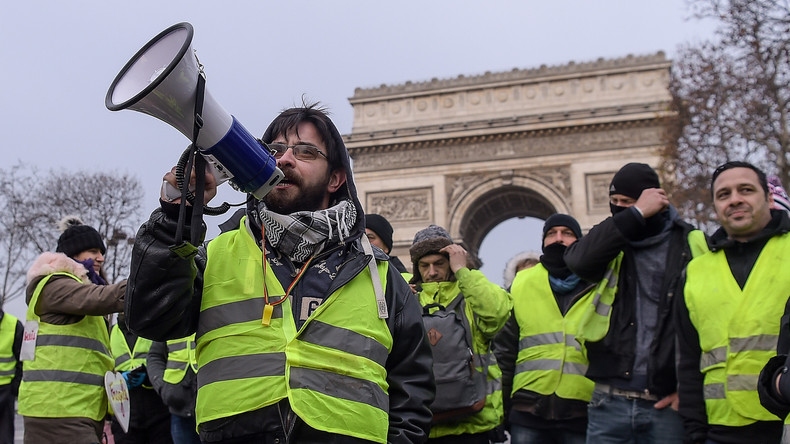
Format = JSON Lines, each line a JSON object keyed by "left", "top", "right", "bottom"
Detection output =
{"left": 345, "top": 53, "right": 672, "bottom": 268}
{"left": 448, "top": 175, "right": 570, "bottom": 258}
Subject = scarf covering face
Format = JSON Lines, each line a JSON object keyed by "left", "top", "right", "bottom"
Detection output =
{"left": 78, "top": 258, "right": 107, "bottom": 285}
{"left": 540, "top": 242, "right": 573, "bottom": 279}
{"left": 258, "top": 199, "right": 357, "bottom": 262}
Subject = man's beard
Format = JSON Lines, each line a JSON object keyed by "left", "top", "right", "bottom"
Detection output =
{"left": 263, "top": 172, "right": 330, "bottom": 215}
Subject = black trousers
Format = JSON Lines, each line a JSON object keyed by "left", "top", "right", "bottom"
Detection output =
{"left": 110, "top": 387, "right": 172, "bottom": 444}
{"left": 0, "top": 386, "right": 15, "bottom": 444}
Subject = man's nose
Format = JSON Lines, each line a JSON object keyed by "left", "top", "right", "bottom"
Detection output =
{"left": 276, "top": 147, "right": 297, "bottom": 168}
{"left": 729, "top": 192, "right": 745, "bottom": 206}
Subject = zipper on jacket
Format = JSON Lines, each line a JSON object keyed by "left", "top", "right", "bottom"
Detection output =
{"left": 277, "top": 399, "right": 296, "bottom": 443}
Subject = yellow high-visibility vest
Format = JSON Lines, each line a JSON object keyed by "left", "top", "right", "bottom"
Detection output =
{"left": 19, "top": 272, "right": 113, "bottom": 420}
{"left": 685, "top": 233, "right": 790, "bottom": 426}
{"left": 195, "top": 217, "right": 392, "bottom": 443}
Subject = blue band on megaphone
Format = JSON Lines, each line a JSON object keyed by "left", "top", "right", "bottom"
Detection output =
{"left": 200, "top": 117, "right": 281, "bottom": 199}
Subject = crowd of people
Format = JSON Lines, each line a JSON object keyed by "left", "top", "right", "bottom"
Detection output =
{"left": 4, "top": 103, "right": 790, "bottom": 444}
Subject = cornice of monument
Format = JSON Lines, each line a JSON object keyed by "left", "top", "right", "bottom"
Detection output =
{"left": 344, "top": 101, "right": 673, "bottom": 148}
{"left": 345, "top": 52, "right": 672, "bottom": 137}
{"left": 347, "top": 118, "right": 665, "bottom": 163}
{"left": 349, "top": 52, "right": 670, "bottom": 102}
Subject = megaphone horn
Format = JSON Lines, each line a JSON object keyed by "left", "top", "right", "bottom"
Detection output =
{"left": 106, "top": 22, "right": 283, "bottom": 200}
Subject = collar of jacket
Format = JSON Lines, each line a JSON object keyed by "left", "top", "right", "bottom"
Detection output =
{"left": 708, "top": 209, "right": 790, "bottom": 252}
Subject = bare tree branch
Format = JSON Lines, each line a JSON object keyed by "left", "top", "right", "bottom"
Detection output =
{"left": 0, "top": 164, "right": 143, "bottom": 306}
{"left": 663, "top": 0, "right": 790, "bottom": 231}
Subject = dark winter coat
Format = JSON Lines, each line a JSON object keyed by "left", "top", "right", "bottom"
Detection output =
{"left": 124, "top": 114, "right": 434, "bottom": 443}
{"left": 564, "top": 205, "right": 699, "bottom": 396}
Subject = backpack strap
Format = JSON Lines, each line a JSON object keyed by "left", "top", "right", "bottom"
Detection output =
{"left": 361, "top": 235, "right": 388, "bottom": 319}
{"left": 445, "top": 294, "right": 475, "bottom": 351}
{"left": 447, "top": 293, "right": 492, "bottom": 384}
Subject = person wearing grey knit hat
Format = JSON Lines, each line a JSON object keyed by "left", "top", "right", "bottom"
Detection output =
{"left": 408, "top": 225, "right": 455, "bottom": 284}
{"left": 409, "top": 224, "right": 512, "bottom": 439}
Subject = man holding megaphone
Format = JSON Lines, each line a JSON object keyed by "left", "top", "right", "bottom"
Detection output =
{"left": 124, "top": 104, "right": 435, "bottom": 444}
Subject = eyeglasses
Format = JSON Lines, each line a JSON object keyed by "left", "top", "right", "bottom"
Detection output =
{"left": 268, "top": 143, "right": 328, "bottom": 161}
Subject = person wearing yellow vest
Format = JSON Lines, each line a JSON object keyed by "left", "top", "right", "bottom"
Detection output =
{"left": 124, "top": 104, "right": 435, "bottom": 443}
{"left": 496, "top": 214, "right": 601, "bottom": 444}
{"left": 20, "top": 216, "right": 125, "bottom": 444}
{"left": 109, "top": 318, "right": 172, "bottom": 444}
{"left": 0, "top": 307, "right": 23, "bottom": 444}
{"left": 564, "top": 163, "right": 708, "bottom": 444}
{"left": 676, "top": 161, "right": 788, "bottom": 444}
{"left": 147, "top": 335, "right": 200, "bottom": 444}
{"left": 409, "top": 224, "right": 512, "bottom": 443}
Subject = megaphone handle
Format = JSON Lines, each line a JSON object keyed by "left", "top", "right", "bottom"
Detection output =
{"left": 162, "top": 181, "right": 181, "bottom": 202}
{"left": 190, "top": 154, "right": 206, "bottom": 246}
{"left": 173, "top": 147, "right": 197, "bottom": 246}
{"left": 192, "top": 70, "right": 206, "bottom": 143}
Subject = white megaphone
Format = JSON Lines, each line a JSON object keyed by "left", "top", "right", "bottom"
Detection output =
{"left": 106, "top": 22, "right": 283, "bottom": 200}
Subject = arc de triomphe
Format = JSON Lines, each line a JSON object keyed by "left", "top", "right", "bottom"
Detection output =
{"left": 344, "top": 52, "right": 672, "bottom": 267}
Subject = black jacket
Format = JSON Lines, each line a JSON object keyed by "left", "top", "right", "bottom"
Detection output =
{"left": 126, "top": 111, "right": 433, "bottom": 443}
{"left": 564, "top": 206, "right": 698, "bottom": 396}
{"left": 147, "top": 340, "right": 197, "bottom": 419}
{"left": 126, "top": 203, "right": 434, "bottom": 443}
{"left": 676, "top": 210, "right": 789, "bottom": 444}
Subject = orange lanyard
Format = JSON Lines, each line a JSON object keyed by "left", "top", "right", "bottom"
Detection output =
{"left": 260, "top": 224, "right": 314, "bottom": 326}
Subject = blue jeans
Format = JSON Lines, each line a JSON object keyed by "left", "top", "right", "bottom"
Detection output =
{"left": 511, "top": 423, "right": 586, "bottom": 444}
{"left": 171, "top": 414, "right": 201, "bottom": 444}
{"left": 586, "top": 389, "right": 684, "bottom": 444}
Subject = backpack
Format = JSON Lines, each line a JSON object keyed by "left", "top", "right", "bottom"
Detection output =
{"left": 422, "top": 294, "right": 487, "bottom": 424}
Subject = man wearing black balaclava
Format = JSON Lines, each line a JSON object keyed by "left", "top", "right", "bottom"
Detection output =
{"left": 496, "top": 214, "right": 613, "bottom": 444}
{"left": 563, "top": 163, "right": 708, "bottom": 444}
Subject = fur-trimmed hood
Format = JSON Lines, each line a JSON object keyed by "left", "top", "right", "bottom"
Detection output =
{"left": 502, "top": 250, "right": 541, "bottom": 289}
{"left": 26, "top": 252, "right": 89, "bottom": 285}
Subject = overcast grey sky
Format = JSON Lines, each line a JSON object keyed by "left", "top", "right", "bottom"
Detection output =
{"left": 2, "top": 1, "right": 717, "bottom": 317}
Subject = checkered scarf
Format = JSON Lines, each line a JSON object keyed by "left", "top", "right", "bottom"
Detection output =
{"left": 257, "top": 199, "right": 356, "bottom": 262}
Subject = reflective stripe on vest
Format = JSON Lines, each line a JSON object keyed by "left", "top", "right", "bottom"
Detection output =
{"left": 511, "top": 264, "right": 595, "bottom": 402}
{"left": 685, "top": 233, "right": 790, "bottom": 426}
{"left": 195, "top": 217, "right": 392, "bottom": 443}
{"left": 163, "top": 334, "right": 197, "bottom": 385}
{"left": 110, "top": 324, "right": 152, "bottom": 372}
{"left": 419, "top": 278, "right": 506, "bottom": 437}
{"left": 0, "top": 313, "right": 19, "bottom": 385}
{"left": 574, "top": 253, "right": 622, "bottom": 345}
{"left": 18, "top": 272, "right": 113, "bottom": 421}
